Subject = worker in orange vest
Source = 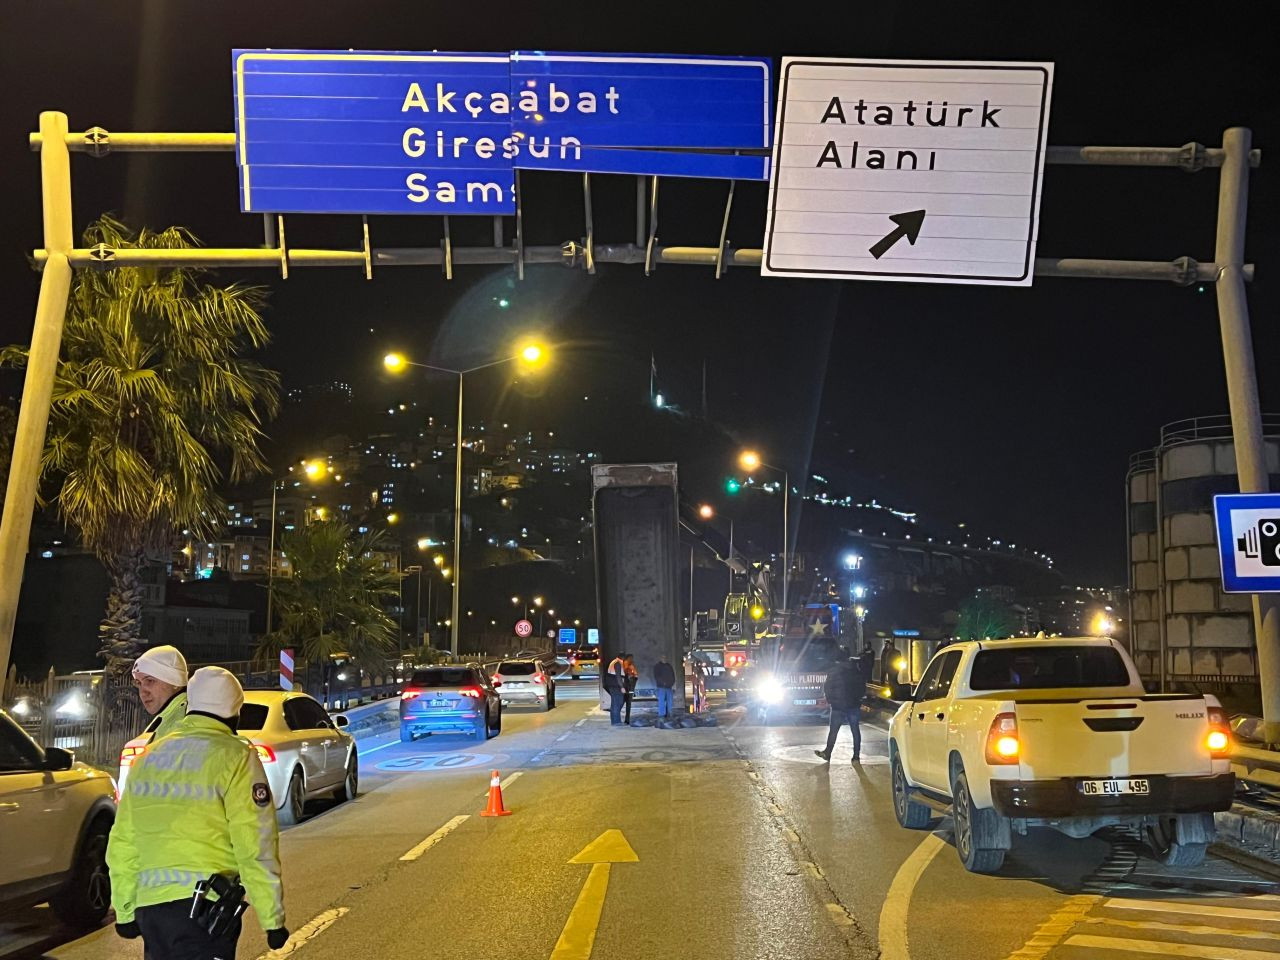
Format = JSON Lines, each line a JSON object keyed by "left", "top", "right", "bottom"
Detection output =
{"left": 623, "top": 658, "right": 639, "bottom": 724}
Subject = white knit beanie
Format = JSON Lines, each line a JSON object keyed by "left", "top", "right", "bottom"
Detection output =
{"left": 186, "top": 666, "right": 245, "bottom": 720}
{"left": 131, "top": 645, "right": 189, "bottom": 688}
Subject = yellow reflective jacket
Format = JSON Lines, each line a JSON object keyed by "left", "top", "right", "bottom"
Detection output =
{"left": 148, "top": 689, "right": 188, "bottom": 742}
{"left": 106, "top": 713, "right": 285, "bottom": 928}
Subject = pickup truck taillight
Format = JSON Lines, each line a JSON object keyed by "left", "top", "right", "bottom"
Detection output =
{"left": 985, "top": 712, "right": 1020, "bottom": 765}
{"left": 1206, "top": 706, "right": 1231, "bottom": 757}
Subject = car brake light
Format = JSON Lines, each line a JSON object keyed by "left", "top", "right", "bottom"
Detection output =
{"left": 1206, "top": 706, "right": 1231, "bottom": 757}
{"left": 533, "top": 673, "right": 546, "bottom": 685}
{"left": 401, "top": 689, "right": 422, "bottom": 701}
{"left": 255, "top": 743, "right": 277, "bottom": 763}
{"left": 458, "top": 686, "right": 483, "bottom": 699}
{"left": 985, "top": 712, "right": 1020, "bottom": 764}
{"left": 119, "top": 745, "right": 145, "bottom": 767}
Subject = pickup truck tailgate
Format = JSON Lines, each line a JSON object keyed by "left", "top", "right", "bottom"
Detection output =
{"left": 1015, "top": 697, "right": 1214, "bottom": 779}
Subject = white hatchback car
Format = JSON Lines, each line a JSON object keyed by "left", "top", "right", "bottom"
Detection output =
{"left": 119, "top": 690, "right": 357, "bottom": 826}
{"left": 0, "top": 709, "right": 116, "bottom": 926}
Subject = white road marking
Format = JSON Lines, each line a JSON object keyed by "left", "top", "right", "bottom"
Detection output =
{"left": 256, "top": 906, "right": 350, "bottom": 958}
{"left": 1103, "top": 899, "right": 1280, "bottom": 923}
{"left": 1063, "top": 933, "right": 1280, "bottom": 959}
{"left": 399, "top": 815, "right": 470, "bottom": 862}
{"left": 1002, "top": 894, "right": 1100, "bottom": 960}
{"left": 1082, "top": 914, "right": 1280, "bottom": 942}
{"left": 878, "top": 832, "right": 948, "bottom": 960}
{"left": 479, "top": 771, "right": 523, "bottom": 797}
{"left": 575, "top": 718, "right": 587, "bottom": 727}
{"left": 359, "top": 738, "right": 403, "bottom": 756}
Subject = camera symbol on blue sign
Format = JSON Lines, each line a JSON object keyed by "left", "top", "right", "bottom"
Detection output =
{"left": 1213, "top": 493, "right": 1280, "bottom": 593}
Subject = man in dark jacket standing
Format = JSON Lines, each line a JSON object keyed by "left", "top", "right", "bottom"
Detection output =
{"left": 603, "top": 653, "right": 631, "bottom": 725}
{"left": 815, "top": 650, "right": 865, "bottom": 764}
{"left": 653, "top": 656, "right": 676, "bottom": 718}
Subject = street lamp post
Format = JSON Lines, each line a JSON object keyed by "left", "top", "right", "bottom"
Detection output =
{"left": 739, "top": 451, "right": 790, "bottom": 618}
{"left": 266, "top": 459, "right": 328, "bottom": 636}
{"left": 385, "top": 343, "right": 547, "bottom": 657}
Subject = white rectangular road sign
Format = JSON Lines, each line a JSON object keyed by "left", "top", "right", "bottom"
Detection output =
{"left": 762, "top": 58, "right": 1054, "bottom": 286}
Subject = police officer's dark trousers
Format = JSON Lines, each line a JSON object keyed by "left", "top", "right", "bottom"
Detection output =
{"left": 137, "top": 899, "right": 242, "bottom": 960}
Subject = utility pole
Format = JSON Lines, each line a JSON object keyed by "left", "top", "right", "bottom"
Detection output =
{"left": 0, "top": 113, "right": 73, "bottom": 684}
{"left": 1214, "top": 127, "right": 1280, "bottom": 746}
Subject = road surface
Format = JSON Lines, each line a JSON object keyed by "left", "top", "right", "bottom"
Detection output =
{"left": 3, "top": 680, "right": 1276, "bottom": 960}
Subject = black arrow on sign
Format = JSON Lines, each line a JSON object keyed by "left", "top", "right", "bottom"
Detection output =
{"left": 868, "top": 209, "right": 926, "bottom": 260}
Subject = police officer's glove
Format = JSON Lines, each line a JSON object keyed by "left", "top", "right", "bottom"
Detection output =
{"left": 115, "top": 921, "right": 141, "bottom": 940}
{"left": 267, "top": 928, "right": 290, "bottom": 950}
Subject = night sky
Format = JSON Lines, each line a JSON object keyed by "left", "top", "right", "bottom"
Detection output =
{"left": 0, "top": 1, "right": 1274, "bottom": 584}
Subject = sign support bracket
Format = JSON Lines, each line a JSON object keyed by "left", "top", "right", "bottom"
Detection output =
{"left": 582, "top": 174, "right": 596, "bottom": 275}
{"left": 441, "top": 216, "right": 453, "bottom": 280}
{"left": 360, "top": 216, "right": 372, "bottom": 280}
{"left": 514, "top": 171, "right": 525, "bottom": 281}
{"left": 276, "top": 215, "right": 288, "bottom": 279}
{"left": 645, "top": 176, "right": 660, "bottom": 276}
{"left": 715, "top": 180, "right": 736, "bottom": 280}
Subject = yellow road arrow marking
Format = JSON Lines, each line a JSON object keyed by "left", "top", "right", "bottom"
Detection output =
{"left": 550, "top": 831, "right": 638, "bottom": 960}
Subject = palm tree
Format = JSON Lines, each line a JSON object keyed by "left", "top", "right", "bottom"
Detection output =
{"left": 1, "top": 216, "right": 279, "bottom": 668}
{"left": 256, "top": 521, "right": 401, "bottom": 669}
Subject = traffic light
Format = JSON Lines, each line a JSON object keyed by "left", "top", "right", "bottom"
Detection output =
{"left": 725, "top": 476, "right": 741, "bottom": 495}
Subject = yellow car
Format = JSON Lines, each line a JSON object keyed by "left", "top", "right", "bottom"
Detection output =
{"left": 570, "top": 650, "right": 601, "bottom": 677}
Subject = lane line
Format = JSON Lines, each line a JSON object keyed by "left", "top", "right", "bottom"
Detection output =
{"left": 359, "top": 738, "right": 403, "bottom": 756}
{"left": 557, "top": 733, "right": 571, "bottom": 742}
{"left": 256, "top": 906, "right": 350, "bottom": 958}
{"left": 575, "top": 718, "right": 587, "bottom": 727}
{"left": 1103, "top": 899, "right": 1280, "bottom": 922}
{"left": 878, "top": 832, "right": 948, "bottom": 960}
{"left": 1063, "top": 933, "right": 1280, "bottom": 959}
{"left": 1002, "top": 895, "right": 1102, "bottom": 960}
{"left": 1082, "top": 914, "right": 1280, "bottom": 941}
{"left": 399, "top": 815, "right": 470, "bottom": 862}
{"left": 550, "top": 862, "right": 612, "bottom": 960}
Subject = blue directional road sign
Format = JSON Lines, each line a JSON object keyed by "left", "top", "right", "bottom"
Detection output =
{"left": 587, "top": 628, "right": 600, "bottom": 646}
{"left": 233, "top": 50, "right": 516, "bottom": 215}
{"left": 558, "top": 627, "right": 577, "bottom": 645}
{"left": 1213, "top": 493, "right": 1280, "bottom": 592}
{"left": 509, "top": 52, "right": 771, "bottom": 180}
{"left": 232, "top": 49, "right": 773, "bottom": 216}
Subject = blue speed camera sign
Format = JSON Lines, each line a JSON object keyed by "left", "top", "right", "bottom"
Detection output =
{"left": 1213, "top": 493, "right": 1280, "bottom": 592}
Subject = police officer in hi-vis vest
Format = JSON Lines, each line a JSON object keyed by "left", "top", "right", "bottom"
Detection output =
{"left": 107, "top": 666, "right": 288, "bottom": 959}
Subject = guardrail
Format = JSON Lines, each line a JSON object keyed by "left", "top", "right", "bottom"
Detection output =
{"left": 1233, "top": 744, "right": 1280, "bottom": 791}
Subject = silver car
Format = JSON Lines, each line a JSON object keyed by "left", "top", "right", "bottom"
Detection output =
{"left": 238, "top": 691, "right": 358, "bottom": 826}
{"left": 490, "top": 659, "right": 556, "bottom": 710}
{"left": 119, "top": 690, "right": 357, "bottom": 827}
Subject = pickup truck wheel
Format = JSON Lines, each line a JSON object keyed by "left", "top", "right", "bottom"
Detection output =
{"left": 891, "top": 755, "right": 932, "bottom": 829}
{"left": 1148, "top": 816, "right": 1209, "bottom": 867}
{"left": 953, "top": 772, "right": 1005, "bottom": 874}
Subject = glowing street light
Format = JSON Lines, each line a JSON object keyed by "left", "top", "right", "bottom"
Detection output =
{"left": 736, "top": 449, "right": 790, "bottom": 613}
{"left": 698, "top": 504, "right": 714, "bottom": 520}
{"left": 381, "top": 341, "right": 551, "bottom": 656}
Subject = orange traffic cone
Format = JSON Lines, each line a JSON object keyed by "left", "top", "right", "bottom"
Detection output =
{"left": 481, "top": 770, "right": 512, "bottom": 817}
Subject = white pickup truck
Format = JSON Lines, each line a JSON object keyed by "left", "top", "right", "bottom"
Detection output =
{"left": 888, "top": 637, "right": 1234, "bottom": 873}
